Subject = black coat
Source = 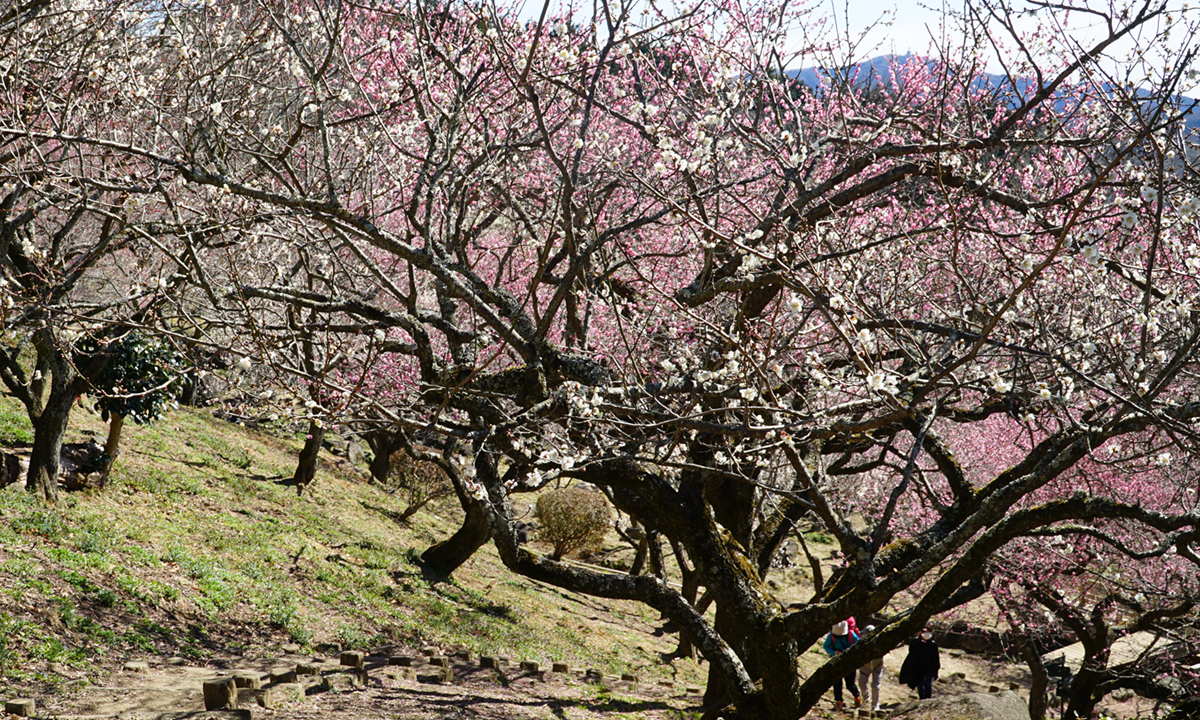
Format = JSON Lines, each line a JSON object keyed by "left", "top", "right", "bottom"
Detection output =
{"left": 898, "top": 637, "right": 940, "bottom": 688}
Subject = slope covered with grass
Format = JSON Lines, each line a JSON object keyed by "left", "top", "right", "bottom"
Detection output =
{"left": 0, "top": 397, "right": 704, "bottom": 702}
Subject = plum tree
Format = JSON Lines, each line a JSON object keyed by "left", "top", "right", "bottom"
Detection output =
{"left": 5, "top": 0, "right": 1200, "bottom": 717}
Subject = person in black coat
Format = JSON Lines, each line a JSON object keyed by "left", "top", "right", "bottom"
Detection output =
{"left": 898, "top": 628, "right": 940, "bottom": 699}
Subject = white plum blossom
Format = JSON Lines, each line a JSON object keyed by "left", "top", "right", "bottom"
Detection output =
{"left": 235, "top": 356, "right": 252, "bottom": 372}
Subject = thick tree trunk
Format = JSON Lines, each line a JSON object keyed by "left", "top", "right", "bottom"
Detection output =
{"left": 419, "top": 492, "right": 492, "bottom": 577}
{"left": 26, "top": 384, "right": 73, "bottom": 503}
{"left": 1020, "top": 637, "right": 1050, "bottom": 720}
{"left": 365, "top": 429, "right": 398, "bottom": 483}
{"left": 25, "top": 341, "right": 85, "bottom": 503}
{"left": 703, "top": 604, "right": 755, "bottom": 714}
{"left": 1065, "top": 667, "right": 1101, "bottom": 720}
{"left": 97, "top": 412, "right": 125, "bottom": 488}
{"left": 289, "top": 422, "right": 324, "bottom": 495}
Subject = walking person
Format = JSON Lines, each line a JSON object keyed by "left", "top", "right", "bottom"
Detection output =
{"left": 824, "top": 620, "right": 863, "bottom": 710}
{"left": 856, "top": 625, "right": 884, "bottom": 713}
{"left": 898, "top": 627, "right": 940, "bottom": 700}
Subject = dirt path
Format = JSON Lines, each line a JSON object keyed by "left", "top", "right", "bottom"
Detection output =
{"left": 34, "top": 647, "right": 705, "bottom": 720}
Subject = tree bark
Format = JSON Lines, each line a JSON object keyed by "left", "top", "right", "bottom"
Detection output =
{"left": 1065, "top": 665, "right": 1101, "bottom": 720}
{"left": 289, "top": 421, "right": 324, "bottom": 495}
{"left": 419, "top": 492, "right": 492, "bottom": 577}
{"left": 365, "top": 428, "right": 398, "bottom": 483}
{"left": 1020, "top": 637, "right": 1050, "bottom": 720}
{"left": 25, "top": 340, "right": 85, "bottom": 503}
{"left": 97, "top": 412, "right": 124, "bottom": 488}
{"left": 26, "top": 381, "right": 73, "bottom": 503}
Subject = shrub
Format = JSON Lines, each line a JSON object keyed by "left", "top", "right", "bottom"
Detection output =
{"left": 534, "top": 486, "right": 613, "bottom": 560}
{"left": 387, "top": 451, "right": 453, "bottom": 522}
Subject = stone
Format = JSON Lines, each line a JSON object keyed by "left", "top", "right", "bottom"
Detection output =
{"left": 326, "top": 672, "right": 364, "bottom": 691}
{"left": 621, "top": 673, "right": 638, "bottom": 682}
{"left": 418, "top": 666, "right": 454, "bottom": 684}
{"left": 686, "top": 687, "right": 702, "bottom": 694}
{"left": 339, "top": 651, "right": 365, "bottom": 669}
{"left": 272, "top": 683, "right": 305, "bottom": 703}
{"left": 296, "top": 662, "right": 323, "bottom": 676}
{"left": 281, "top": 643, "right": 302, "bottom": 654}
{"left": 889, "top": 691, "right": 1031, "bottom": 720}
{"left": 452, "top": 650, "right": 475, "bottom": 663}
{"left": 165, "top": 656, "right": 189, "bottom": 666}
{"left": 124, "top": 661, "right": 151, "bottom": 673}
{"left": 0, "top": 452, "right": 22, "bottom": 489}
{"left": 202, "top": 677, "right": 238, "bottom": 711}
{"left": 238, "top": 687, "right": 274, "bottom": 709}
{"left": 389, "top": 656, "right": 417, "bottom": 666}
{"left": 552, "top": 662, "right": 570, "bottom": 673}
{"left": 315, "top": 642, "right": 342, "bottom": 655}
{"left": 1111, "top": 688, "right": 1135, "bottom": 702}
{"left": 269, "top": 666, "right": 297, "bottom": 684}
{"left": 233, "top": 673, "right": 263, "bottom": 689}
{"left": 989, "top": 686, "right": 1001, "bottom": 693}
{"left": 428, "top": 656, "right": 449, "bottom": 667}
{"left": 520, "top": 660, "right": 540, "bottom": 672}
{"left": 421, "top": 646, "right": 439, "bottom": 656}
{"left": 5, "top": 699, "right": 35, "bottom": 717}
{"left": 155, "top": 712, "right": 252, "bottom": 720}
{"left": 389, "top": 667, "right": 417, "bottom": 682}
{"left": 478, "top": 656, "right": 499, "bottom": 669}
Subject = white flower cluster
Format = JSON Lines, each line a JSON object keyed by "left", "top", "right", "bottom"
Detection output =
{"left": 865, "top": 370, "right": 898, "bottom": 394}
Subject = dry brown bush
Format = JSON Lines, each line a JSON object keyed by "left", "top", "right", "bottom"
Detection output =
{"left": 534, "top": 486, "right": 613, "bottom": 560}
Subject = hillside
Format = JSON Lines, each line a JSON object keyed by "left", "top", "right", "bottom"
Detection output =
{"left": 0, "top": 398, "right": 1169, "bottom": 720}
{"left": 0, "top": 397, "right": 715, "bottom": 718}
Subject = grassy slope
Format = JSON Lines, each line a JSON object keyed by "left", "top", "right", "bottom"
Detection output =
{"left": 0, "top": 397, "right": 707, "bottom": 701}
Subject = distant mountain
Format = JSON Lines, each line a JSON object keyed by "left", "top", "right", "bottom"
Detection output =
{"left": 787, "top": 54, "right": 1200, "bottom": 130}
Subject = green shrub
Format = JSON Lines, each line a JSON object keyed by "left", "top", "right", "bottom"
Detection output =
{"left": 534, "top": 485, "right": 613, "bottom": 560}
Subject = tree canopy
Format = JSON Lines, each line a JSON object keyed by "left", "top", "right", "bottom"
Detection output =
{"left": 2, "top": 0, "right": 1200, "bottom": 717}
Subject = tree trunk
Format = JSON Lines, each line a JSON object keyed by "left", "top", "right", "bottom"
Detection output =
{"left": 420, "top": 492, "right": 493, "bottom": 577}
{"left": 97, "top": 412, "right": 125, "bottom": 488}
{"left": 1065, "top": 667, "right": 1101, "bottom": 720}
{"left": 1020, "top": 637, "right": 1050, "bottom": 720}
{"left": 289, "top": 421, "right": 324, "bottom": 495}
{"left": 26, "top": 384, "right": 72, "bottom": 503}
{"left": 703, "top": 604, "right": 756, "bottom": 714}
{"left": 365, "top": 429, "right": 398, "bottom": 483}
{"left": 25, "top": 344, "right": 83, "bottom": 503}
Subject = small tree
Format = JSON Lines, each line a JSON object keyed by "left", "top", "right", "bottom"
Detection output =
{"left": 77, "top": 330, "right": 184, "bottom": 486}
{"left": 535, "top": 486, "right": 614, "bottom": 561}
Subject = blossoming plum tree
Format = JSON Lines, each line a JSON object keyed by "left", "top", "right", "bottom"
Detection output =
{"left": 0, "top": 0, "right": 188, "bottom": 501}
{"left": 7, "top": 0, "right": 1200, "bottom": 717}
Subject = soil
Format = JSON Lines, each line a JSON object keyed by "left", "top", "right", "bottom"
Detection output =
{"left": 20, "top": 642, "right": 1163, "bottom": 720}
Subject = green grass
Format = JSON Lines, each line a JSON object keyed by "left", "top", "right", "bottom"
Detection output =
{"left": 0, "top": 402, "right": 32, "bottom": 445}
{"left": 0, "top": 393, "right": 706, "bottom": 700}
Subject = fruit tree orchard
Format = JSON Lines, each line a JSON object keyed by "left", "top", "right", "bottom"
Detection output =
{"left": 5, "top": 0, "right": 1200, "bottom": 718}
